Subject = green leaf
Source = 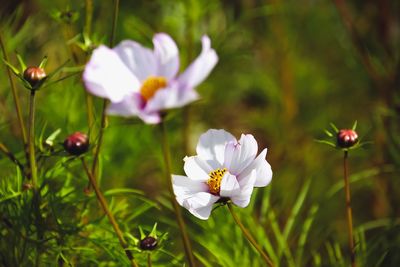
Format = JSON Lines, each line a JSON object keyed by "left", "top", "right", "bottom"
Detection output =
{"left": 283, "top": 177, "right": 311, "bottom": 240}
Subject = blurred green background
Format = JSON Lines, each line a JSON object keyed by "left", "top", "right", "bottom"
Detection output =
{"left": 1, "top": 0, "right": 400, "bottom": 266}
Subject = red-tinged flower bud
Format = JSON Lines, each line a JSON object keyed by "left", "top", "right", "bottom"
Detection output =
{"left": 23, "top": 67, "right": 46, "bottom": 88}
{"left": 140, "top": 236, "right": 158, "bottom": 250}
{"left": 337, "top": 129, "right": 358, "bottom": 148}
{"left": 63, "top": 132, "right": 89, "bottom": 156}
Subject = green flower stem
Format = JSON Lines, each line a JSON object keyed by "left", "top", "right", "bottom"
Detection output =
{"left": 90, "top": 0, "right": 119, "bottom": 185}
{"left": 109, "top": 0, "right": 119, "bottom": 48}
{"left": 0, "top": 142, "right": 24, "bottom": 172}
{"left": 90, "top": 100, "right": 107, "bottom": 182}
{"left": 84, "top": 0, "right": 93, "bottom": 38}
{"left": 84, "top": 0, "right": 95, "bottom": 132}
{"left": 182, "top": 9, "right": 194, "bottom": 155}
{"left": 81, "top": 158, "right": 138, "bottom": 267}
{"left": 28, "top": 90, "right": 38, "bottom": 189}
{"left": 182, "top": 106, "right": 191, "bottom": 155}
{"left": 227, "top": 203, "right": 275, "bottom": 267}
{"left": 0, "top": 33, "right": 28, "bottom": 148}
{"left": 147, "top": 253, "right": 152, "bottom": 267}
{"left": 160, "top": 120, "right": 196, "bottom": 267}
{"left": 343, "top": 151, "right": 356, "bottom": 267}
{"left": 28, "top": 89, "right": 43, "bottom": 267}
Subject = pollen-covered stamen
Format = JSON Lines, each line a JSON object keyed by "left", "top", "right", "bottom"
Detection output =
{"left": 140, "top": 76, "right": 167, "bottom": 101}
{"left": 207, "top": 168, "right": 227, "bottom": 195}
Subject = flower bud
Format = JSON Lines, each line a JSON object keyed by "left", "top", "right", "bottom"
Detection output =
{"left": 140, "top": 236, "right": 158, "bottom": 250}
{"left": 63, "top": 132, "right": 89, "bottom": 156}
{"left": 23, "top": 67, "right": 46, "bottom": 88}
{"left": 337, "top": 129, "right": 358, "bottom": 148}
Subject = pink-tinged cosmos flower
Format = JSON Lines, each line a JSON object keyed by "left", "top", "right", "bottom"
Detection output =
{"left": 172, "top": 129, "right": 273, "bottom": 220}
{"left": 83, "top": 33, "right": 218, "bottom": 124}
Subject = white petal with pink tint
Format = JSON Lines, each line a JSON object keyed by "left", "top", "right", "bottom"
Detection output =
{"left": 83, "top": 45, "right": 140, "bottom": 102}
{"left": 224, "top": 134, "right": 258, "bottom": 175}
{"left": 239, "top": 148, "right": 272, "bottom": 187}
{"left": 220, "top": 173, "right": 241, "bottom": 198}
{"left": 113, "top": 40, "right": 156, "bottom": 81}
{"left": 181, "top": 192, "right": 219, "bottom": 220}
{"left": 231, "top": 170, "right": 257, "bottom": 208}
{"left": 177, "top": 35, "right": 218, "bottom": 89}
{"left": 183, "top": 156, "right": 211, "bottom": 181}
{"left": 196, "top": 129, "right": 236, "bottom": 168}
{"left": 153, "top": 33, "right": 180, "bottom": 79}
{"left": 145, "top": 82, "right": 199, "bottom": 113}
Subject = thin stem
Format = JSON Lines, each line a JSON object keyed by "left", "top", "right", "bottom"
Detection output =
{"left": 28, "top": 90, "right": 38, "bottom": 189}
{"left": 109, "top": 0, "right": 119, "bottom": 47}
{"left": 84, "top": 0, "right": 93, "bottom": 37}
{"left": 159, "top": 120, "right": 196, "bottom": 267}
{"left": 227, "top": 203, "right": 275, "bottom": 267}
{"left": 147, "top": 253, "right": 152, "bottom": 267}
{"left": 90, "top": 101, "right": 107, "bottom": 185}
{"left": 81, "top": 158, "right": 138, "bottom": 267}
{"left": 343, "top": 151, "right": 356, "bottom": 267}
{"left": 182, "top": 107, "right": 191, "bottom": 155}
{"left": 27, "top": 89, "right": 43, "bottom": 267}
{"left": 0, "top": 33, "right": 28, "bottom": 147}
{"left": 182, "top": 8, "right": 194, "bottom": 155}
{"left": 83, "top": 0, "right": 95, "bottom": 132}
{"left": 90, "top": 0, "right": 119, "bottom": 185}
{"left": 0, "top": 142, "right": 25, "bottom": 173}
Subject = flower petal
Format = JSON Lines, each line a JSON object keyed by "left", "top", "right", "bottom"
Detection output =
{"left": 231, "top": 169, "right": 257, "bottom": 208}
{"left": 144, "top": 82, "right": 199, "bottom": 113}
{"left": 107, "top": 94, "right": 161, "bottom": 124}
{"left": 183, "top": 156, "right": 212, "bottom": 181}
{"left": 238, "top": 148, "right": 272, "bottom": 187}
{"left": 224, "top": 134, "right": 258, "bottom": 175}
{"left": 172, "top": 175, "right": 209, "bottom": 206}
{"left": 153, "top": 33, "right": 179, "bottom": 79}
{"left": 113, "top": 40, "right": 157, "bottom": 81}
{"left": 196, "top": 129, "right": 236, "bottom": 168}
{"left": 83, "top": 45, "right": 140, "bottom": 102}
{"left": 106, "top": 93, "right": 141, "bottom": 116}
{"left": 177, "top": 35, "right": 218, "bottom": 89}
{"left": 219, "top": 173, "right": 241, "bottom": 198}
{"left": 181, "top": 192, "right": 219, "bottom": 220}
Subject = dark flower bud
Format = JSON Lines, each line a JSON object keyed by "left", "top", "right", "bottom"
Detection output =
{"left": 23, "top": 67, "right": 46, "bottom": 88}
{"left": 63, "top": 132, "right": 89, "bottom": 156}
{"left": 337, "top": 129, "right": 358, "bottom": 148}
{"left": 140, "top": 236, "right": 158, "bottom": 250}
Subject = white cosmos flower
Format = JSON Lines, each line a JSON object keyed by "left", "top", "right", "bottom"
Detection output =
{"left": 83, "top": 33, "right": 218, "bottom": 124}
{"left": 172, "top": 129, "right": 273, "bottom": 220}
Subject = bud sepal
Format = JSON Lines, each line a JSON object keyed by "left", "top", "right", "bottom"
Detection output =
{"left": 316, "top": 121, "right": 369, "bottom": 151}
{"left": 2, "top": 54, "right": 71, "bottom": 91}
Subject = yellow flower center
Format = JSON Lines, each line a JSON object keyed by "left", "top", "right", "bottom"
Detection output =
{"left": 140, "top": 76, "right": 167, "bottom": 101}
{"left": 207, "top": 168, "right": 227, "bottom": 195}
